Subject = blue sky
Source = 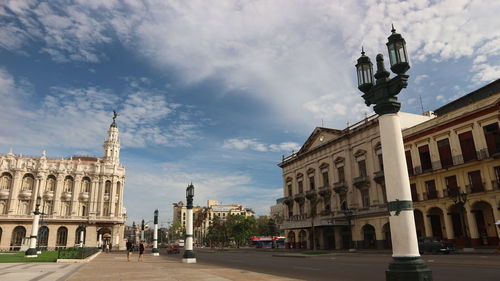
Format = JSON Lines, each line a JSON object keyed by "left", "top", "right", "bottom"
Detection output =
{"left": 1, "top": 0, "right": 499, "bottom": 226}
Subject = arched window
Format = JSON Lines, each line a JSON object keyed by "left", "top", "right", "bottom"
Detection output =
{"left": 56, "top": 227, "right": 68, "bottom": 246}
{"left": 38, "top": 226, "right": 49, "bottom": 247}
{"left": 61, "top": 202, "right": 71, "bottom": 216}
{"left": 21, "top": 174, "right": 35, "bottom": 191}
{"left": 0, "top": 172, "right": 12, "bottom": 190}
{"left": 0, "top": 200, "right": 6, "bottom": 214}
{"left": 46, "top": 175, "right": 56, "bottom": 192}
{"left": 75, "top": 227, "right": 86, "bottom": 245}
{"left": 82, "top": 177, "right": 91, "bottom": 193}
{"left": 43, "top": 201, "right": 53, "bottom": 215}
{"left": 103, "top": 204, "right": 109, "bottom": 216}
{"left": 64, "top": 176, "right": 74, "bottom": 193}
{"left": 18, "top": 200, "right": 30, "bottom": 215}
{"left": 10, "top": 226, "right": 26, "bottom": 249}
{"left": 105, "top": 181, "right": 111, "bottom": 194}
{"left": 81, "top": 204, "right": 86, "bottom": 216}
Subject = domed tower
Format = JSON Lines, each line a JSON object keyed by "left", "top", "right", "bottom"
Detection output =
{"left": 103, "top": 111, "right": 121, "bottom": 164}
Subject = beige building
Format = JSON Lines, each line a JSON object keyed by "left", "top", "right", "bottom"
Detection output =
{"left": 0, "top": 116, "right": 126, "bottom": 250}
{"left": 278, "top": 79, "right": 500, "bottom": 250}
{"left": 173, "top": 200, "right": 255, "bottom": 245}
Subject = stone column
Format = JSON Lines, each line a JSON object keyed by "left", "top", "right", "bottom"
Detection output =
{"left": 71, "top": 176, "right": 82, "bottom": 216}
{"left": 152, "top": 209, "right": 159, "bottom": 256}
{"left": 334, "top": 227, "right": 343, "bottom": 250}
{"left": 423, "top": 213, "right": 433, "bottom": 237}
{"left": 443, "top": 211, "right": 455, "bottom": 240}
{"left": 29, "top": 176, "right": 41, "bottom": 213}
{"left": 89, "top": 179, "right": 98, "bottom": 215}
{"left": 98, "top": 179, "right": 105, "bottom": 216}
{"left": 109, "top": 178, "right": 117, "bottom": 216}
{"left": 7, "top": 171, "right": 22, "bottom": 214}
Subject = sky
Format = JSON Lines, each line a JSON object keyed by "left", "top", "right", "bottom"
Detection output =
{"left": 1, "top": 0, "right": 499, "bottom": 227}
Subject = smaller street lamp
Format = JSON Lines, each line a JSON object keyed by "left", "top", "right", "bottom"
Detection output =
{"left": 448, "top": 189, "right": 472, "bottom": 249}
{"left": 386, "top": 24, "right": 410, "bottom": 75}
{"left": 152, "top": 209, "right": 160, "bottom": 256}
{"left": 25, "top": 196, "right": 42, "bottom": 257}
{"left": 182, "top": 183, "right": 196, "bottom": 263}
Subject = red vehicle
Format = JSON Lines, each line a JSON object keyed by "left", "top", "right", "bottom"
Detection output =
{"left": 250, "top": 236, "right": 285, "bottom": 248}
{"left": 167, "top": 245, "right": 181, "bottom": 254}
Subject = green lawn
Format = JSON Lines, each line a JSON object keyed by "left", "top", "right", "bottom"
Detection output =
{"left": 0, "top": 251, "right": 58, "bottom": 263}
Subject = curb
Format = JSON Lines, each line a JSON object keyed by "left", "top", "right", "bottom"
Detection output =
{"left": 57, "top": 250, "right": 102, "bottom": 263}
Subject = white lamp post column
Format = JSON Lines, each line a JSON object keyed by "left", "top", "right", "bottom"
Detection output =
{"left": 25, "top": 196, "right": 42, "bottom": 258}
{"left": 182, "top": 183, "right": 196, "bottom": 263}
{"left": 355, "top": 26, "right": 432, "bottom": 281}
{"left": 152, "top": 209, "right": 160, "bottom": 256}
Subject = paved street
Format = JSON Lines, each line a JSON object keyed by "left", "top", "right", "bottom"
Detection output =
{"left": 0, "top": 262, "right": 83, "bottom": 281}
{"left": 192, "top": 248, "right": 500, "bottom": 281}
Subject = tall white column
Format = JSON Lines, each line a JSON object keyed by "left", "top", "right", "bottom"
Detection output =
{"left": 379, "top": 114, "right": 420, "bottom": 257}
{"left": 182, "top": 208, "right": 196, "bottom": 263}
{"left": 79, "top": 229, "right": 85, "bottom": 247}
{"left": 152, "top": 223, "right": 159, "bottom": 256}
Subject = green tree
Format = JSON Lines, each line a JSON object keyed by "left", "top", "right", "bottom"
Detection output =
{"left": 227, "top": 214, "right": 257, "bottom": 247}
{"left": 168, "top": 221, "right": 185, "bottom": 241}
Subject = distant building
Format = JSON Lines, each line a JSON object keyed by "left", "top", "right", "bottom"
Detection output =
{"left": 172, "top": 200, "right": 255, "bottom": 245}
{"left": 0, "top": 115, "right": 126, "bottom": 250}
{"left": 276, "top": 79, "right": 500, "bottom": 250}
{"left": 270, "top": 198, "right": 286, "bottom": 234}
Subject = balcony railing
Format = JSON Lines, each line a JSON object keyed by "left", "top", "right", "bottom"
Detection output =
{"left": 443, "top": 187, "right": 460, "bottom": 197}
{"left": 287, "top": 214, "right": 309, "bottom": 221}
{"left": 318, "top": 186, "right": 331, "bottom": 197}
{"left": 305, "top": 189, "right": 317, "bottom": 200}
{"left": 373, "top": 171, "right": 384, "bottom": 184}
{"left": 353, "top": 175, "right": 369, "bottom": 188}
{"left": 466, "top": 182, "right": 486, "bottom": 194}
{"left": 410, "top": 149, "right": 491, "bottom": 177}
{"left": 333, "top": 181, "right": 347, "bottom": 194}
{"left": 423, "top": 190, "right": 438, "bottom": 200}
{"left": 294, "top": 192, "right": 305, "bottom": 203}
{"left": 491, "top": 180, "right": 500, "bottom": 190}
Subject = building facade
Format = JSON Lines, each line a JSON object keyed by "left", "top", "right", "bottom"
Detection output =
{"left": 0, "top": 116, "right": 126, "bottom": 250}
{"left": 173, "top": 200, "right": 255, "bottom": 245}
{"left": 277, "top": 79, "right": 500, "bottom": 250}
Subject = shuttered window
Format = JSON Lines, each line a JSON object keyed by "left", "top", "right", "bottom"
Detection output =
{"left": 459, "top": 131, "right": 477, "bottom": 162}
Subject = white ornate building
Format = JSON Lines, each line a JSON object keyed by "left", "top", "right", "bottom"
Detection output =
{"left": 0, "top": 116, "right": 126, "bottom": 250}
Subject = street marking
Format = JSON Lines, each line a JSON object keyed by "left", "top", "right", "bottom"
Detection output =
{"left": 294, "top": 266, "right": 320, "bottom": 271}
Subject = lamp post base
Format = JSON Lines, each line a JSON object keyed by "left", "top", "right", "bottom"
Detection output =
{"left": 386, "top": 257, "right": 432, "bottom": 281}
{"left": 182, "top": 258, "right": 197, "bottom": 263}
{"left": 152, "top": 248, "right": 160, "bottom": 256}
{"left": 25, "top": 248, "right": 38, "bottom": 258}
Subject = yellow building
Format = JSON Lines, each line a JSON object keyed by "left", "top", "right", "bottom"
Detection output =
{"left": 278, "top": 79, "right": 500, "bottom": 250}
{"left": 0, "top": 116, "right": 126, "bottom": 250}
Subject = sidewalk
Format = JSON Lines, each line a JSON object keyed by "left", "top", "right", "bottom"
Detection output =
{"left": 67, "top": 250, "right": 301, "bottom": 281}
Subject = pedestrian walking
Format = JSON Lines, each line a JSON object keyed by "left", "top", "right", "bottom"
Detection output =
{"left": 494, "top": 220, "right": 500, "bottom": 255}
{"left": 138, "top": 241, "right": 145, "bottom": 262}
{"left": 126, "top": 239, "right": 133, "bottom": 262}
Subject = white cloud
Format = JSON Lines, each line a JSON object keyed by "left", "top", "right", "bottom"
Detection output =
{"left": 0, "top": 69, "right": 203, "bottom": 149}
{"left": 1, "top": 0, "right": 499, "bottom": 131}
{"left": 124, "top": 162, "right": 277, "bottom": 223}
{"left": 223, "top": 138, "right": 301, "bottom": 153}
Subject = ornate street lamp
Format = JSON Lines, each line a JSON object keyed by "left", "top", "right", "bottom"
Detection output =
{"left": 355, "top": 26, "right": 432, "bottom": 281}
{"left": 25, "top": 196, "right": 42, "bottom": 257}
{"left": 448, "top": 190, "right": 472, "bottom": 249}
{"left": 182, "top": 183, "right": 196, "bottom": 263}
{"left": 152, "top": 209, "right": 160, "bottom": 256}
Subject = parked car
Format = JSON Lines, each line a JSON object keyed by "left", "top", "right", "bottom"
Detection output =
{"left": 167, "top": 245, "right": 181, "bottom": 254}
{"left": 418, "top": 237, "right": 455, "bottom": 254}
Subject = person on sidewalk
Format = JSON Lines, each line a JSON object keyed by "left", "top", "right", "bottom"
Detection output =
{"left": 126, "top": 239, "right": 133, "bottom": 262}
{"left": 138, "top": 241, "right": 145, "bottom": 262}
{"left": 494, "top": 221, "right": 500, "bottom": 255}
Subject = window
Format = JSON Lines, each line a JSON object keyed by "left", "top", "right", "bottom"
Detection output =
{"left": 339, "top": 194, "right": 347, "bottom": 210}
{"left": 18, "top": 200, "right": 29, "bottom": 215}
{"left": 0, "top": 173, "right": 12, "bottom": 190}
{"left": 494, "top": 166, "right": 500, "bottom": 189}
{"left": 361, "top": 189, "right": 370, "bottom": 208}
{"left": 380, "top": 184, "right": 387, "bottom": 203}
{"left": 405, "top": 150, "right": 414, "bottom": 176}
{"left": 483, "top": 123, "right": 500, "bottom": 155}
{"left": 46, "top": 176, "right": 56, "bottom": 192}
{"left": 82, "top": 178, "right": 91, "bottom": 193}
{"left": 64, "top": 176, "right": 74, "bottom": 193}
{"left": 322, "top": 171, "right": 329, "bottom": 187}
{"left": 418, "top": 145, "right": 432, "bottom": 171}
{"left": 288, "top": 205, "right": 293, "bottom": 217}
{"left": 309, "top": 175, "right": 315, "bottom": 190}
{"left": 468, "top": 170, "right": 484, "bottom": 193}
{"left": 437, "top": 138, "right": 453, "bottom": 168}
{"left": 81, "top": 205, "right": 87, "bottom": 216}
{"left": 459, "top": 131, "right": 477, "bottom": 162}
{"left": 425, "top": 180, "right": 437, "bottom": 200}
{"left": 0, "top": 200, "right": 6, "bottom": 214}
{"left": 287, "top": 184, "right": 292, "bottom": 196}
{"left": 337, "top": 167, "right": 345, "bottom": 182}
{"left": 105, "top": 181, "right": 111, "bottom": 194}
{"left": 445, "top": 176, "right": 458, "bottom": 196}
{"left": 378, "top": 154, "right": 384, "bottom": 171}
{"left": 358, "top": 160, "right": 367, "bottom": 176}
{"left": 61, "top": 202, "right": 70, "bottom": 216}
{"left": 410, "top": 183, "right": 418, "bottom": 201}
{"left": 22, "top": 175, "right": 34, "bottom": 191}
{"left": 298, "top": 181, "right": 304, "bottom": 193}
{"left": 43, "top": 201, "right": 53, "bottom": 215}
{"left": 299, "top": 202, "right": 304, "bottom": 214}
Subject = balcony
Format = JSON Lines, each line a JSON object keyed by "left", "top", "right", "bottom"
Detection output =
{"left": 443, "top": 187, "right": 461, "bottom": 197}
{"left": 373, "top": 171, "right": 384, "bottom": 184}
{"left": 43, "top": 191, "right": 54, "bottom": 200}
{"left": 353, "top": 175, "right": 369, "bottom": 188}
{"left": 466, "top": 182, "right": 486, "bottom": 194}
{"left": 491, "top": 180, "right": 500, "bottom": 190}
{"left": 410, "top": 149, "right": 491, "bottom": 177}
{"left": 18, "top": 189, "right": 32, "bottom": 200}
{"left": 294, "top": 193, "right": 305, "bottom": 203}
{"left": 61, "top": 191, "right": 72, "bottom": 201}
{"left": 282, "top": 196, "right": 294, "bottom": 205}
{"left": 333, "top": 181, "right": 347, "bottom": 194}
{"left": 318, "top": 186, "right": 331, "bottom": 197}
{"left": 305, "top": 189, "right": 317, "bottom": 200}
{"left": 79, "top": 192, "right": 90, "bottom": 201}
{"left": 104, "top": 193, "right": 110, "bottom": 201}
{"left": 0, "top": 189, "right": 9, "bottom": 199}
{"left": 423, "top": 190, "right": 438, "bottom": 200}
{"left": 287, "top": 214, "right": 308, "bottom": 221}
{"left": 320, "top": 209, "right": 331, "bottom": 216}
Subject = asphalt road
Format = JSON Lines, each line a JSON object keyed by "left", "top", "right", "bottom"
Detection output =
{"left": 162, "top": 248, "right": 500, "bottom": 281}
